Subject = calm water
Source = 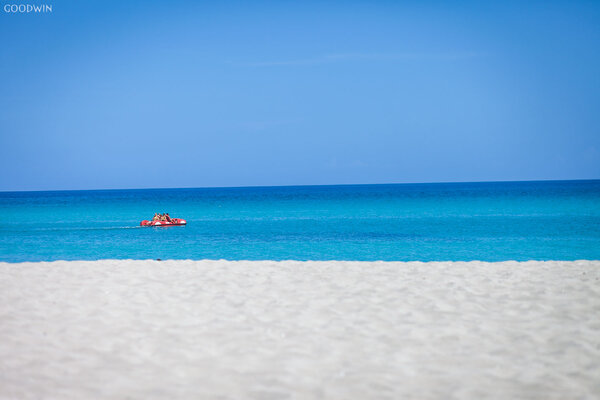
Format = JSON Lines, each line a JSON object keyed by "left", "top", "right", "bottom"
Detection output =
{"left": 1, "top": 180, "right": 599, "bottom": 262}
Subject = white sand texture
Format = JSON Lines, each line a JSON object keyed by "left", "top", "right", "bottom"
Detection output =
{"left": 0, "top": 260, "right": 599, "bottom": 400}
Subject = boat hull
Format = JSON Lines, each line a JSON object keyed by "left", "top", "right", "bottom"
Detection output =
{"left": 140, "top": 218, "right": 187, "bottom": 227}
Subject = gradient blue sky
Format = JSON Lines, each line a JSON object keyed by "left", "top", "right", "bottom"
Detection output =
{"left": 1, "top": 0, "right": 599, "bottom": 191}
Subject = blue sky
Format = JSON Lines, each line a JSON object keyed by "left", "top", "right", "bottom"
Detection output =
{"left": 1, "top": 0, "right": 599, "bottom": 191}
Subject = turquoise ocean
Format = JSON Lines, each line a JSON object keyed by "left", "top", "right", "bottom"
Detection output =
{"left": 1, "top": 180, "right": 599, "bottom": 262}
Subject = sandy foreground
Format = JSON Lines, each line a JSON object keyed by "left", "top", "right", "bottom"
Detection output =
{"left": 0, "top": 260, "right": 599, "bottom": 400}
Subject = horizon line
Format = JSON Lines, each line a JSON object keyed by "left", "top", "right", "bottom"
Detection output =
{"left": 1, "top": 178, "right": 599, "bottom": 194}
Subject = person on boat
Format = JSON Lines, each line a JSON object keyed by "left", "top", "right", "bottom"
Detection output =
{"left": 152, "top": 213, "right": 159, "bottom": 222}
{"left": 165, "top": 213, "right": 172, "bottom": 222}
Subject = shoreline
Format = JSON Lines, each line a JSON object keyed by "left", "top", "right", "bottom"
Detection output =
{"left": 3, "top": 258, "right": 599, "bottom": 264}
{"left": 1, "top": 260, "right": 599, "bottom": 399}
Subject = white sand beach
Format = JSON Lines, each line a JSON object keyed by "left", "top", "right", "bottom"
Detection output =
{"left": 0, "top": 260, "right": 599, "bottom": 399}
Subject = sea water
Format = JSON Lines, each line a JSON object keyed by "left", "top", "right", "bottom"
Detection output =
{"left": 1, "top": 180, "right": 599, "bottom": 262}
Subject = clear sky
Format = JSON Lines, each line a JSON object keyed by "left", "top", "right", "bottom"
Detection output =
{"left": 1, "top": 0, "right": 599, "bottom": 191}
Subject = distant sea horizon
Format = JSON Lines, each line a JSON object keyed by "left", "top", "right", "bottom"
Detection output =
{"left": 1, "top": 179, "right": 599, "bottom": 263}
{"left": 2, "top": 177, "right": 599, "bottom": 194}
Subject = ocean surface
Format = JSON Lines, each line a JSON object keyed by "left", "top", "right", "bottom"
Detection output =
{"left": 1, "top": 180, "right": 599, "bottom": 262}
